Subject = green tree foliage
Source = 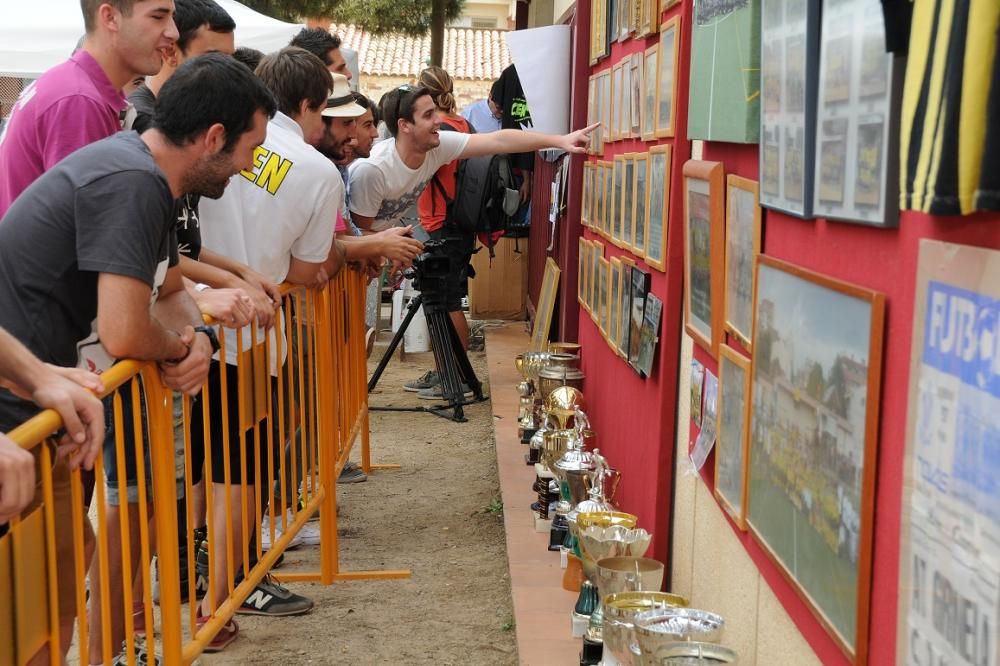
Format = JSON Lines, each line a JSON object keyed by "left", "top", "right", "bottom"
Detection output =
{"left": 242, "top": 0, "right": 464, "bottom": 36}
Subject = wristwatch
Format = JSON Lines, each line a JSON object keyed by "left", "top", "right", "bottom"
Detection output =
{"left": 193, "top": 325, "right": 221, "bottom": 354}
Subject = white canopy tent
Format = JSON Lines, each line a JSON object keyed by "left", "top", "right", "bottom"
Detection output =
{"left": 0, "top": 0, "right": 303, "bottom": 78}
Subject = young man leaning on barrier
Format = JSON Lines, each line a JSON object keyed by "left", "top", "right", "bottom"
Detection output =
{"left": 0, "top": 52, "right": 273, "bottom": 663}
{"left": 195, "top": 48, "right": 362, "bottom": 649}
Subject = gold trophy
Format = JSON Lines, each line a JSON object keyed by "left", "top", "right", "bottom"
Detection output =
{"left": 602, "top": 591, "right": 689, "bottom": 666}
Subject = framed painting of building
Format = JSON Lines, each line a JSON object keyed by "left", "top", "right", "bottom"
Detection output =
{"left": 760, "top": 0, "right": 821, "bottom": 218}
{"left": 682, "top": 159, "right": 725, "bottom": 357}
{"left": 715, "top": 344, "right": 751, "bottom": 529}
{"left": 747, "top": 255, "right": 885, "bottom": 662}
{"left": 687, "top": 0, "right": 761, "bottom": 142}
{"left": 655, "top": 16, "right": 682, "bottom": 138}
{"left": 724, "top": 175, "right": 762, "bottom": 349}
{"left": 645, "top": 145, "right": 672, "bottom": 271}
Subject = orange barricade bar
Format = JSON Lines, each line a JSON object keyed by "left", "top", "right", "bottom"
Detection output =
{"left": 0, "top": 270, "right": 408, "bottom": 666}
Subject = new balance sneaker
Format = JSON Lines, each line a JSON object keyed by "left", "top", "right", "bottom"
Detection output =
{"left": 196, "top": 611, "right": 239, "bottom": 653}
{"left": 260, "top": 512, "right": 304, "bottom": 551}
{"left": 237, "top": 574, "right": 314, "bottom": 616}
{"left": 417, "top": 383, "right": 474, "bottom": 400}
{"left": 111, "top": 635, "right": 161, "bottom": 665}
{"left": 337, "top": 461, "right": 367, "bottom": 484}
{"left": 403, "top": 370, "right": 439, "bottom": 392}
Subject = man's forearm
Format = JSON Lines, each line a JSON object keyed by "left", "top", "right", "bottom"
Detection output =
{"left": 178, "top": 255, "right": 241, "bottom": 290}
{"left": 464, "top": 129, "right": 553, "bottom": 158}
{"left": 340, "top": 235, "right": 381, "bottom": 261}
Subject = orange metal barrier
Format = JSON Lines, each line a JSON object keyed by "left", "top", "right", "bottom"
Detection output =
{"left": 0, "top": 269, "right": 409, "bottom": 665}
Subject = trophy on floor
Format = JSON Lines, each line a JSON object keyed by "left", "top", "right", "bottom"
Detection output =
{"left": 602, "top": 591, "right": 689, "bottom": 666}
{"left": 543, "top": 419, "right": 594, "bottom": 550}
{"left": 632, "top": 607, "right": 727, "bottom": 665}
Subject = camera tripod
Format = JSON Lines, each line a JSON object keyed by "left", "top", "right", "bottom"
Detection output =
{"left": 368, "top": 291, "right": 486, "bottom": 422}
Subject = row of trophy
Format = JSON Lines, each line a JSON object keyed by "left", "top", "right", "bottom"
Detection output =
{"left": 514, "top": 346, "right": 738, "bottom": 665}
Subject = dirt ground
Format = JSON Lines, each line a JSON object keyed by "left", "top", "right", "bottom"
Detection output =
{"left": 202, "top": 342, "right": 518, "bottom": 665}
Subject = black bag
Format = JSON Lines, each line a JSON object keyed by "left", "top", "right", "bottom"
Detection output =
{"left": 431, "top": 123, "right": 519, "bottom": 252}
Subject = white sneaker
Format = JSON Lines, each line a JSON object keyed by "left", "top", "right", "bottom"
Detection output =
{"left": 260, "top": 511, "right": 304, "bottom": 551}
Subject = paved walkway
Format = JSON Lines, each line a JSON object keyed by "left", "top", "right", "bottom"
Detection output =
{"left": 485, "top": 323, "right": 580, "bottom": 666}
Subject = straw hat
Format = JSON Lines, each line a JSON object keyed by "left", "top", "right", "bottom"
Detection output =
{"left": 321, "top": 73, "right": 365, "bottom": 117}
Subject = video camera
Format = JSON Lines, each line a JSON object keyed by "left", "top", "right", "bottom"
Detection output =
{"left": 404, "top": 239, "right": 452, "bottom": 313}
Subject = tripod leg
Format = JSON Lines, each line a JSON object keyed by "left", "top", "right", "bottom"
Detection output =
{"left": 444, "top": 314, "right": 483, "bottom": 399}
{"left": 426, "top": 310, "right": 466, "bottom": 407}
{"left": 367, "top": 294, "right": 422, "bottom": 393}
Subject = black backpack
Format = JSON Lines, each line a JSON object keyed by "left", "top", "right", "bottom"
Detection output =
{"left": 431, "top": 123, "right": 519, "bottom": 253}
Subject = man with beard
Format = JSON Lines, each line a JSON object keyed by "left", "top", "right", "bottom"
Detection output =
{"left": 0, "top": 52, "right": 275, "bottom": 663}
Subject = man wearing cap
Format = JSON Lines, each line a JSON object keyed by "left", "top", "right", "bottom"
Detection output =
{"left": 195, "top": 48, "right": 364, "bottom": 646}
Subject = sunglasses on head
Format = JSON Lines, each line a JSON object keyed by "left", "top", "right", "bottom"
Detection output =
{"left": 393, "top": 84, "right": 416, "bottom": 126}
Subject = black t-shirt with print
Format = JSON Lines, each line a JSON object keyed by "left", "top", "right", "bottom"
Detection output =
{"left": 0, "top": 131, "right": 177, "bottom": 429}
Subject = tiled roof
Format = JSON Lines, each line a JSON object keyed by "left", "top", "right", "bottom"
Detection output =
{"left": 333, "top": 24, "right": 511, "bottom": 80}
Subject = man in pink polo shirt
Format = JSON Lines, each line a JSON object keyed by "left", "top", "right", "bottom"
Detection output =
{"left": 0, "top": 0, "right": 179, "bottom": 217}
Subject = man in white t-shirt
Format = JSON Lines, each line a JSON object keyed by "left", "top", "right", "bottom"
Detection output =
{"left": 196, "top": 48, "right": 364, "bottom": 650}
{"left": 348, "top": 84, "right": 595, "bottom": 232}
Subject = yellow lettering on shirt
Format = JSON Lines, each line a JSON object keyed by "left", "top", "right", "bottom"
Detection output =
{"left": 238, "top": 146, "right": 293, "bottom": 196}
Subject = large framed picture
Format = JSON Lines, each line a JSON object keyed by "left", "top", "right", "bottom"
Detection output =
{"left": 632, "top": 152, "right": 649, "bottom": 258}
{"left": 612, "top": 155, "right": 624, "bottom": 241}
{"left": 645, "top": 145, "right": 672, "bottom": 271}
{"left": 813, "top": 0, "right": 900, "bottom": 227}
{"left": 724, "top": 176, "right": 762, "bottom": 349}
{"left": 715, "top": 344, "right": 751, "bottom": 529}
{"left": 642, "top": 45, "right": 659, "bottom": 141}
{"left": 688, "top": 0, "right": 761, "bottom": 142}
{"left": 618, "top": 258, "right": 634, "bottom": 357}
{"left": 682, "top": 159, "right": 726, "bottom": 357}
{"left": 622, "top": 153, "right": 636, "bottom": 249}
{"left": 760, "top": 0, "right": 821, "bottom": 218}
{"left": 655, "top": 16, "right": 681, "bottom": 138}
{"left": 747, "top": 255, "right": 885, "bottom": 662}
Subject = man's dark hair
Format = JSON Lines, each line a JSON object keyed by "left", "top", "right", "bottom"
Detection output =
{"left": 489, "top": 79, "right": 502, "bottom": 104}
{"left": 233, "top": 46, "right": 264, "bottom": 72}
{"left": 174, "top": 0, "right": 235, "bottom": 53}
{"left": 80, "top": 0, "right": 138, "bottom": 33}
{"left": 380, "top": 85, "right": 431, "bottom": 138}
{"left": 353, "top": 92, "right": 379, "bottom": 124}
{"left": 255, "top": 47, "right": 330, "bottom": 117}
{"left": 289, "top": 27, "right": 342, "bottom": 66}
{"left": 153, "top": 53, "right": 276, "bottom": 152}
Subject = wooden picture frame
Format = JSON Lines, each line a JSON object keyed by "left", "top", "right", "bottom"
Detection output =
{"left": 618, "top": 258, "right": 634, "bottom": 357}
{"left": 629, "top": 53, "right": 643, "bottom": 138}
{"left": 590, "top": 240, "right": 604, "bottom": 322}
{"left": 642, "top": 45, "right": 659, "bottom": 141}
{"left": 655, "top": 16, "right": 681, "bottom": 138}
{"left": 632, "top": 152, "right": 649, "bottom": 258}
{"left": 635, "top": 292, "right": 662, "bottom": 377}
{"left": 587, "top": 76, "right": 597, "bottom": 156}
{"left": 611, "top": 63, "right": 623, "bottom": 142}
{"left": 601, "top": 71, "right": 612, "bottom": 151}
{"left": 638, "top": 0, "right": 659, "bottom": 37}
{"left": 645, "top": 145, "right": 671, "bottom": 271}
{"left": 530, "top": 257, "right": 561, "bottom": 351}
{"left": 622, "top": 153, "right": 635, "bottom": 249}
{"left": 627, "top": 266, "right": 650, "bottom": 365}
{"left": 714, "top": 344, "right": 751, "bottom": 529}
{"left": 612, "top": 155, "right": 625, "bottom": 242}
{"left": 747, "top": 255, "right": 885, "bottom": 663}
{"left": 578, "top": 237, "right": 590, "bottom": 311}
{"left": 590, "top": 0, "right": 610, "bottom": 64}
{"left": 600, "top": 161, "right": 612, "bottom": 238}
{"left": 608, "top": 257, "right": 623, "bottom": 349}
{"left": 581, "top": 162, "right": 592, "bottom": 227}
{"left": 724, "top": 175, "right": 762, "bottom": 350}
{"left": 598, "top": 257, "right": 611, "bottom": 338}
{"left": 619, "top": 56, "right": 633, "bottom": 139}
{"left": 682, "top": 159, "right": 725, "bottom": 357}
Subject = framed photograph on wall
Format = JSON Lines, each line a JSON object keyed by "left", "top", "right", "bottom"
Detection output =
{"left": 813, "top": 0, "right": 900, "bottom": 227}
{"left": 620, "top": 56, "right": 633, "bottom": 138}
{"left": 612, "top": 155, "right": 624, "bottom": 241}
{"left": 760, "top": 0, "right": 821, "bottom": 218}
{"left": 645, "top": 145, "right": 672, "bottom": 271}
{"left": 602, "top": 70, "right": 612, "bottom": 148}
{"left": 747, "top": 255, "right": 885, "bottom": 662}
{"left": 582, "top": 162, "right": 592, "bottom": 226}
{"left": 578, "top": 238, "right": 590, "bottom": 311}
{"left": 682, "top": 159, "right": 726, "bottom": 357}
{"left": 642, "top": 45, "right": 659, "bottom": 141}
{"left": 633, "top": 152, "right": 649, "bottom": 258}
{"left": 715, "top": 344, "right": 751, "bottom": 529}
{"left": 603, "top": 160, "right": 614, "bottom": 237}
{"left": 635, "top": 292, "right": 662, "bottom": 377}
{"left": 618, "top": 259, "right": 634, "bottom": 357}
{"left": 590, "top": 240, "right": 604, "bottom": 322}
{"left": 587, "top": 76, "right": 596, "bottom": 155}
{"left": 609, "top": 257, "right": 623, "bottom": 348}
{"left": 655, "top": 16, "right": 681, "bottom": 138}
{"left": 627, "top": 267, "right": 650, "bottom": 366}
{"left": 598, "top": 257, "right": 611, "bottom": 337}
{"left": 724, "top": 176, "right": 762, "bottom": 349}
{"left": 530, "top": 258, "right": 561, "bottom": 352}
{"left": 688, "top": 0, "right": 761, "bottom": 142}
{"left": 590, "top": 0, "right": 610, "bottom": 64}
{"left": 622, "top": 153, "right": 636, "bottom": 249}
{"left": 611, "top": 63, "right": 623, "bottom": 142}
{"left": 630, "top": 53, "right": 643, "bottom": 138}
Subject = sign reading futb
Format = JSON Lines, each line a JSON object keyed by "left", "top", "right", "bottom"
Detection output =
{"left": 897, "top": 240, "right": 999, "bottom": 666}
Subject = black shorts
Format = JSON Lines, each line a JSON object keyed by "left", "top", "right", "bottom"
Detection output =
{"left": 427, "top": 227, "right": 475, "bottom": 312}
{"left": 190, "top": 361, "right": 278, "bottom": 486}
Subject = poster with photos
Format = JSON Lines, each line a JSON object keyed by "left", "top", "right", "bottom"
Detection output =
{"left": 760, "top": 0, "right": 820, "bottom": 218}
{"left": 813, "top": 0, "right": 899, "bottom": 226}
